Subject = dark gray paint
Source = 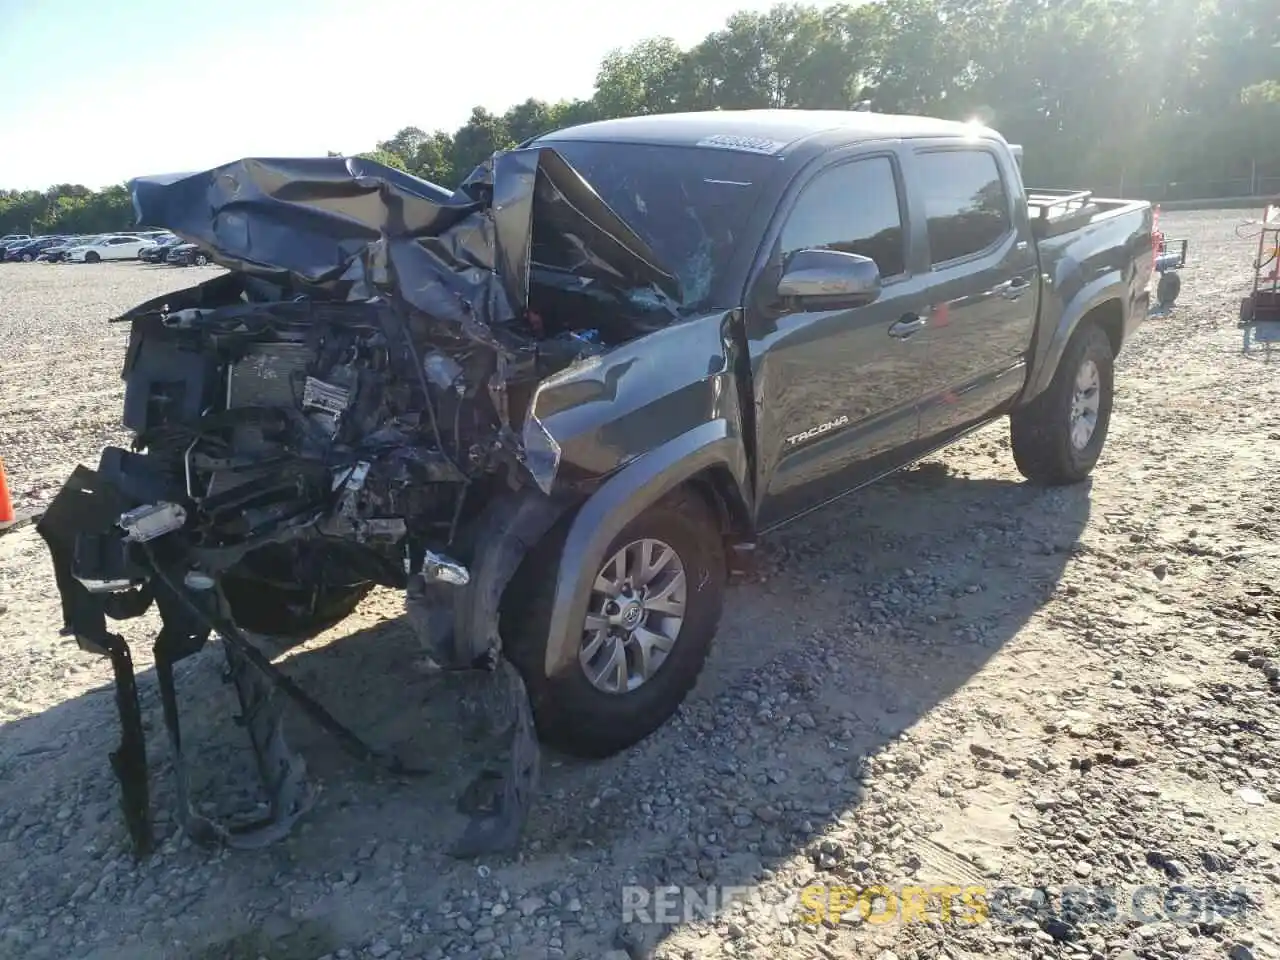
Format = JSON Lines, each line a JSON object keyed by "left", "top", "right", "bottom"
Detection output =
{"left": 535, "top": 121, "right": 1152, "bottom": 678}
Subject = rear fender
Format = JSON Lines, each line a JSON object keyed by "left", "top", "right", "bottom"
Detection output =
{"left": 1023, "top": 202, "right": 1152, "bottom": 402}
{"left": 1022, "top": 272, "right": 1127, "bottom": 402}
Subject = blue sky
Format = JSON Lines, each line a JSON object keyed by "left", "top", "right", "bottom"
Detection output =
{"left": 0, "top": 0, "right": 836, "bottom": 190}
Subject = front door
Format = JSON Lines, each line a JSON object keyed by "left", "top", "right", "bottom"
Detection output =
{"left": 748, "top": 152, "right": 934, "bottom": 529}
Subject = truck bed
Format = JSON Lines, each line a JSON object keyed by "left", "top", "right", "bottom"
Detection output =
{"left": 1026, "top": 188, "right": 1149, "bottom": 242}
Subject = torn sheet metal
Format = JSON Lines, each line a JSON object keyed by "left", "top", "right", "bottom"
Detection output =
{"left": 128, "top": 149, "right": 681, "bottom": 358}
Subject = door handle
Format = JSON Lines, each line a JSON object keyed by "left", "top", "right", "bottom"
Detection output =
{"left": 998, "top": 277, "right": 1032, "bottom": 300}
{"left": 888, "top": 314, "right": 927, "bottom": 339}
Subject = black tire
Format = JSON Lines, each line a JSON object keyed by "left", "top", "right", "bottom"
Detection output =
{"left": 21, "top": 253, "right": 33, "bottom": 262}
{"left": 84, "top": 251, "right": 100, "bottom": 263}
{"left": 1156, "top": 271, "right": 1180, "bottom": 308}
{"left": 194, "top": 253, "right": 208, "bottom": 266}
{"left": 221, "top": 578, "right": 372, "bottom": 640}
{"left": 501, "top": 489, "right": 726, "bottom": 758}
{"left": 1010, "top": 322, "right": 1115, "bottom": 486}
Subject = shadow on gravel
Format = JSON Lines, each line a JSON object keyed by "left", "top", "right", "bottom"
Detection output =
{"left": 0, "top": 457, "right": 1089, "bottom": 958}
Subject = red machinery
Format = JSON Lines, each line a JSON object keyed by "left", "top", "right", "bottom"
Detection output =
{"left": 1151, "top": 204, "right": 1188, "bottom": 309}
{"left": 1239, "top": 202, "right": 1280, "bottom": 357}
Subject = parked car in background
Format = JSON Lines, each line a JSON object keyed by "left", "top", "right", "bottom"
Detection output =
{"left": 4, "top": 237, "right": 32, "bottom": 260}
{"left": 165, "top": 242, "right": 210, "bottom": 266}
{"left": 40, "top": 236, "right": 98, "bottom": 261}
{"left": 3, "top": 236, "right": 67, "bottom": 262}
{"left": 137, "top": 234, "right": 183, "bottom": 262}
{"left": 65, "top": 235, "right": 150, "bottom": 262}
{"left": 0, "top": 234, "right": 31, "bottom": 246}
{"left": 0, "top": 237, "right": 33, "bottom": 257}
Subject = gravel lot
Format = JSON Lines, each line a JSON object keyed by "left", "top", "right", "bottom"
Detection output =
{"left": 1, "top": 210, "right": 1279, "bottom": 960}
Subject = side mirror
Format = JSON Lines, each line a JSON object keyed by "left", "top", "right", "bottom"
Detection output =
{"left": 776, "top": 248, "right": 882, "bottom": 309}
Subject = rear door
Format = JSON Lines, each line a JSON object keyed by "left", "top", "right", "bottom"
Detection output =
{"left": 747, "top": 148, "right": 936, "bottom": 529}
{"left": 907, "top": 143, "right": 1039, "bottom": 441}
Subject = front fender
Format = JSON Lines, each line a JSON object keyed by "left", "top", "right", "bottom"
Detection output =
{"left": 452, "top": 490, "right": 575, "bottom": 665}
{"left": 524, "top": 309, "right": 748, "bottom": 488}
{"left": 542, "top": 421, "right": 748, "bottom": 678}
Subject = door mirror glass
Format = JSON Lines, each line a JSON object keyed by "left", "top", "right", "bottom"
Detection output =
{"left": 777, "top": 248, "right": 882, "bottom": 309}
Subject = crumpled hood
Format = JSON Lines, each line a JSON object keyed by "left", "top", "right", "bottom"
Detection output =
{"left": 128, "top": 149, "right": 682, "bottom": 353}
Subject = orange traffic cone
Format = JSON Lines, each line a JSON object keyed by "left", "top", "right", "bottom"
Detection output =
{"left": 0, "top": 458, "right": 13, "bottom": 524}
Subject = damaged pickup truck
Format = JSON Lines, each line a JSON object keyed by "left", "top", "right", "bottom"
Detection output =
{"left": 38, "top": 109, "right": 1154, "bottom": 858}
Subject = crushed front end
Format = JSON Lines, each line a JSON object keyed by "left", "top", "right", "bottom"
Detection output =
{"left": 36, "top": 149, "right": 681, "bottom": 857}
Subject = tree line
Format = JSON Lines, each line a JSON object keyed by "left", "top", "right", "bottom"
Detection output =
{"left": 3, "top": 0, "right": 1276, "bottom": 238}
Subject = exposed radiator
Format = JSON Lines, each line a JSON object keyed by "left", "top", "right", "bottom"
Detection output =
{"left": 226, "top": 342, "right": 313, "bottom": 409}
{"left": 207, "top": 342, "right": 314, "bottom": 499}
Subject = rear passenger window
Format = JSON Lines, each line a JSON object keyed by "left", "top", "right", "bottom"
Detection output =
{"left": 916, "top": 150, "right": 1012, "bottom": 265}
{"left": 780, "top": 156, "right": 906, "bottom": 278}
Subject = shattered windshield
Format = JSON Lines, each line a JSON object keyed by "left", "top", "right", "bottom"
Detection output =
{"left": 537, "top": 140, "right": 776, "bottom": 311}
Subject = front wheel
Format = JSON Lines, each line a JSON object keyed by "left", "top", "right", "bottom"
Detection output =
{"left": 1010, "top": 322, "right": 1115, "bottom": 485}
{"left": 501, "top": 489, "right": 726, "bottom": 758}
{"left": 84, "top": 251, "right": 100, "bottom": 264}
{"left": 194, "top": 253, "right": 208, "bottom": 266}
{"left": 21, "top": 253, "right": 33, "bottom": 262}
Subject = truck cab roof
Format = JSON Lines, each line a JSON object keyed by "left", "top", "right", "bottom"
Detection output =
{"left": 537, "top": 109, "right": 998, "bottom": 156}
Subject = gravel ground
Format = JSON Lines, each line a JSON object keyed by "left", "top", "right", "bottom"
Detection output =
{"left": 1, "top": 211, "right": 1278, "bottom": 960}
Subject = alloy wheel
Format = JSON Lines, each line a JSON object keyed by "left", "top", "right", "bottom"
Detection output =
{"left": 579, "top": 538, "right": 687, "bottom": 694}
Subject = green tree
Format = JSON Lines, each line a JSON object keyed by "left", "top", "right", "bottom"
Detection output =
{"left": 448, "top": 107, "right": 514, "bottom": 182}
{"left": 7, "top": 0, "right": 1277, "bottom": 206}
{"left": 376, "top": 126, "right": 429, "bottom": 169}
{"left": 503, "top": 98, "right": 560, "bottom": 145}
{"left": 594, "top": 38, "right": 692, "bottom": 116}
{"left": 355, "top": 148, "right": 409, "bottom": 172}
{"left": 411, "top": 131, "right": 459, "bottom": 185}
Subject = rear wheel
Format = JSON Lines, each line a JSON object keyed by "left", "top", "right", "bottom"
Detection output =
{"left": 20, "top": 253, "right": 33, "bottom": 262}
{"left": 1010, "top": 322, "right": 1115, "bottom": 485}
{"left": 84, "top": 251, "right": 100, "bottom": 264}
{"left": 1156, "top": 271, "right": 1181, "bottom": 308}
{"left": 501, "top": 489, "right": 726, "bottom": 758}
{"left": 194, "top": 253, "right": 209, "bottom": 267}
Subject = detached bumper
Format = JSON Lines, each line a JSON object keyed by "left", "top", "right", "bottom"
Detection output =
{"left": 38, "top": 457, "right": 564, "bottom": 858}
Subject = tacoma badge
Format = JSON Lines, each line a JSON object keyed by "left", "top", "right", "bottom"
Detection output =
{"left": 786, "top": 415, "right": 849, "bottom": 446}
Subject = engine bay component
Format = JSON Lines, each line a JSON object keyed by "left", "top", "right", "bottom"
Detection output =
{"left": 119, "top": 502, "right": 186, "bottom": 543}
{"left": 423, "top": 549, "right": 470, "bottom": 586}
